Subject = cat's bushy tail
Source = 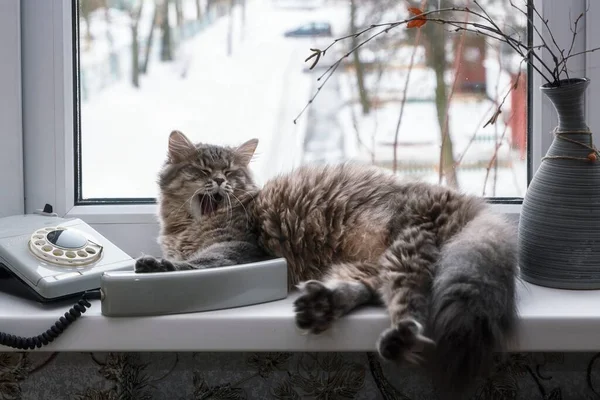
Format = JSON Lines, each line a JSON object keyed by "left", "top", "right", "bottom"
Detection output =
{"left": 428, "top": 211, "right": 518, "bottom": 397}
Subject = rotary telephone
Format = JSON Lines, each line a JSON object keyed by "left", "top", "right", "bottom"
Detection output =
{"left": 0, "top": 207, "right": 288, "bottom": 350}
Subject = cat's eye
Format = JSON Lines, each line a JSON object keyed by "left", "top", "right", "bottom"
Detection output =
{"left": 223, "top": 169, "right": 235, "bottom": 176}
{"left": 199, "top": 168, "right": 211, "bottom": 175}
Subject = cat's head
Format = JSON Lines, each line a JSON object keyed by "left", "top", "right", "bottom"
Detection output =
{"left": 158, "top": 130, "right": 258, "bottom": 219}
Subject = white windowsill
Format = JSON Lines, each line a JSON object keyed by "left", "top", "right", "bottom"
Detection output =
{"left": 0, "top": 280, "right": 599, "bottom": 352}
{"left": 65, "top": 203, "right": 523, "bottom": 225}
{"left": 65, "top": 204, "right": 159, "bottom": 225}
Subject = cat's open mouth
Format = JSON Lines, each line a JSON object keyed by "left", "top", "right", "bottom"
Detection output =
{"left": 198, "top": 193, "right": 223, "bottom": 216}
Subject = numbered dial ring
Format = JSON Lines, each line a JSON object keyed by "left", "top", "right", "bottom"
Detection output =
{"left": 28, "top": 226, "right": 103, "bottom": 267}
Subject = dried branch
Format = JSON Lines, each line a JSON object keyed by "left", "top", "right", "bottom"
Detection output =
{"left": 524, "top": 0, "right": 563, "bottom": 80}
{"left": 566, "top": 8, "right": 587, "bottom": 63}
{"left": 482, "top": 119, "right": 512, "bottom": 196}
{"left": 392, "top": 26, "right": 423, "bottom": 173}
{"left": 454, "top": 98, "right": 500, "bottom": 167}
{"left": 294, "top": 22, "right": 401, "bottom": 124}
{"left": 293, "top": 1, "right": 597, "bottom": 123}
{"left": 484, "top": 67, "right": 523, "bottom": 128}
{"left": 437, "top": 19, "right": 553, "bottom": 82}
{"left": 563, "top": 10, "right": 585, "bottom": 79}
{"left": 508, "top": 0, "right": 559, "bottom": 81}
{"left": 555, "top": 47, "right": 600, "bottom": 78}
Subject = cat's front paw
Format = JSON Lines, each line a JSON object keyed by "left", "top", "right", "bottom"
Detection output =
{"left": 135, "top": 256, "right": 176, "bottom": 273}
{"left": 377, "top": 318, "right": 436, "bottom": 366}
{"left": 293, "top": 280, "right": 337, "bottom": 334}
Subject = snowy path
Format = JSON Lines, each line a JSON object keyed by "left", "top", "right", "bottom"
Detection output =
{"left": 80, "top": 0, "right": 336, "bottom": 198}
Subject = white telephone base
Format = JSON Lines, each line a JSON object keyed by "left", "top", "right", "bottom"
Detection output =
{"left": 0, "top": 214, "right": 134, "bottom": 302}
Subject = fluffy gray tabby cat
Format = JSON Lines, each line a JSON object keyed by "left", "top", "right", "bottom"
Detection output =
{"left": 136, "top": 130, "right": 518, "bottom": 396}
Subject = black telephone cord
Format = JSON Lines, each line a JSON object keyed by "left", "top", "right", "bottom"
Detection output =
{"left": 0, "top": 290, "right": 102, "bottom": 350}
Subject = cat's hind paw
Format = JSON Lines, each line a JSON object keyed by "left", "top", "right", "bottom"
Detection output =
{"left": 135, "top": 256, "right": 177, "bottom": 273}
{"left": 293, "top": 280, "right": 337, "bottom": 335}
{"left": 377, "top": 318, "right": 436, "bottom": 365}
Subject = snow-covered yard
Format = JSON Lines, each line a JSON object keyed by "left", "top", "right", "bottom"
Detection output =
{"left": 79, "top": 0, "right": 527, "bottom": 199}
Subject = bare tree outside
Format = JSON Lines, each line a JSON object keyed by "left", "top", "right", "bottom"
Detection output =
{"left": 160, "top": 0, "right": 174, "bottom": 61}
{"left": 195, "top": 0, "right": 203, "bottom": 20}
{"left": 174, "top": 0, "right": 184, "bottom": 26}
{"left": 349, "top": 0, "right": 371, "bottom": 115}
{"left": 421, "top": 0, "right": 460, "bottom": 187}
{"left": 302, "top": 0, "right": 528, "bottom": 192}
{"left": 77, "top": 0, "right": 530, "bottom": 200}
{"left": 127, "top": 1, "right": 145, "bottom": 88}
{"left": 80, "top": 0, "right": 106, "bottom": 49}
{"left": 141, "top": 2, "right": 159, "bottom": 74}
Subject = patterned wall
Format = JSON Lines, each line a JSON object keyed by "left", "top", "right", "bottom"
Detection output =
{"left": 3, "top": 351, "right": 600, "bottom": 399}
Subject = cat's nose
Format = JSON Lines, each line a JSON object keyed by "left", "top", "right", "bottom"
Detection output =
{"left": 214, "top": 178, "right": 225, "bottom": 186}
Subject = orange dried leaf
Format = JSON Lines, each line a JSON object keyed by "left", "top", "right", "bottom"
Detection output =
{"left": 407, "top": 19, "right": 427, "bottom": 28}
{"left": 407, "top": 7, "right": 427, "bottom": 29}
{"left": 407, "top": 7, "right": 424, "bottom": 15}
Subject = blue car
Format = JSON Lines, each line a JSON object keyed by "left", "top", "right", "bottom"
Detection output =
{"left": 284, "top": 22, "right": 333, "bottom": 38}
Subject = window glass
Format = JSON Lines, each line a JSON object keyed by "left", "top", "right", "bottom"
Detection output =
{"left": 76, "top": 0, "right": 528, "bottom": 201}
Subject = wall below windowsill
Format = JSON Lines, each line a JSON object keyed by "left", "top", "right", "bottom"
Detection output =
{"left": 0, "top": 280, "right": 598, "bottom": 352}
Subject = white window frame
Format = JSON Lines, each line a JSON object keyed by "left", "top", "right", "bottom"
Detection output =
{"left": 0, "top": 0, "right": 24, "bottom": 218}
{"left": 10, "top": 0, "right": 591, "bottom": 256}
{"left": 586, "top": 1, "right": 600, "bottom": 138}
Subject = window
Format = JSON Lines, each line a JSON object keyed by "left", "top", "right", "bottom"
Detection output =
{"left": 17, "top": 0, "right": 591, "bottom": 254}
{"left": 75, "top": 0, "right": 527, "bottom": 201}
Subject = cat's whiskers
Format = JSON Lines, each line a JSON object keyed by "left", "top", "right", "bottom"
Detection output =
{"left": 229, "top": 191, "right": 250, "bottom": 227}
{"left": 224, "top": 192, "right": 234, "bottom": 228}
{"left": 218, "top": 185, "right": 236, "bottom": 227}
{"left": 167, "top": 187, "right": 205, "bottom": 220}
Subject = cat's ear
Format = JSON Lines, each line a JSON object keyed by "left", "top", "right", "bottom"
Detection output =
{"left": 168, "top": 130, "right": 195, "bottom": 163}
{"left": 235, "top": 138, "right": 258, "bottom": 166}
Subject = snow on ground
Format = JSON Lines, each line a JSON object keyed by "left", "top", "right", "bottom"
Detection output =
{"left": 80, "top": 0, "right": 527, "bottom": 199}
{"left": 80, "top": 0, "right": 330, "bottom": 197}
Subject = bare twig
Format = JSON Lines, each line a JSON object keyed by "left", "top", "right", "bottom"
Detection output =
{"left": 524, "top": 1, "right": 563, "bottom": 79}
{"left": 566, "top": 8, "right": 587, "bottom": 63}
{"left": 392, "top": 17, "right": 423, "bottom": 173}
{"left": 484, "top": 59, "right": 525, "bottom": 129}
{"left": 563, "top": 12, "right": 583, "bottom": 79}
{"left": 483, "top": 117, "right": 512, "bottom": 196}
{"left": 294, "top": 1, "right": 594, "bottom": 127}
{"left": 436, "top": 19, "right": 553, "bottom": 81}
{"left": 508, "top": 0, "right": 558, "bottom": 81}
{"left": 474, "top": 0, "right": 550, "bottom": 78}
{"left": 295, "top": 8, "right": 531, "bottom": 114}
{"left": 555, "top": 47, "right": 600, "bottom": 77}
{"left": 294, "top": 22, "right": 404, "bottom": 123}
{"left": 294, "top": 7, "right": 480, "bottom": 122}
{"left": 455, "top": 99, "right": 500, "bottom": 167}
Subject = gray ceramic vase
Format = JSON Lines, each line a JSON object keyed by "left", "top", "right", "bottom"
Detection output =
{"left": 518, "top": 77, "right": 600, "bottom": 289}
